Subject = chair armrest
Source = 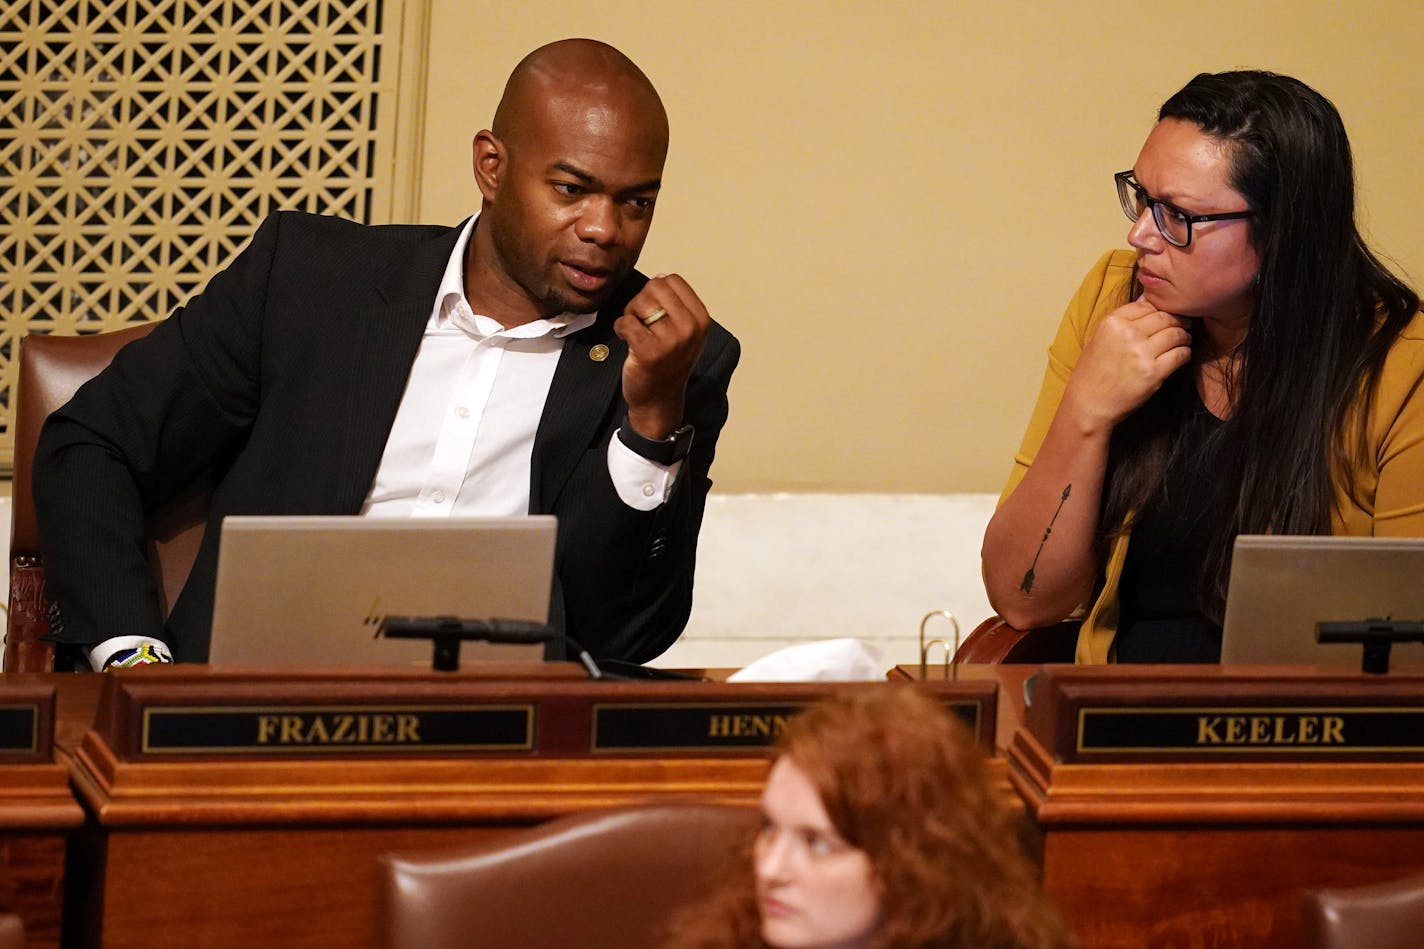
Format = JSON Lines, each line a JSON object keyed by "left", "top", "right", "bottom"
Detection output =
{"left": 5, "top": 559, "right": 55, "bottom": 673}
{"left": 953, "top": 616, "right": 1078, "bottom": 664}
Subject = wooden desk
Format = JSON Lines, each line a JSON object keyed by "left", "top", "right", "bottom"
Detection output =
{"left": 47, "top": 661, "right": 1424, "bottom": 947}
{"left": 0, "top": 679, "right": 87, "bottom": 949}
{"left": 1008, "top": 665, "right": 1424, "bottom": 948}
{"left": 58, "top": 667, "right": 998, "bottom": 948}
{"left": 892, "top": 662, "right": 1034, "bottom": 752}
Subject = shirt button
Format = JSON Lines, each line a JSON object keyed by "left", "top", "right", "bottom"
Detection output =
{"left": 431, "top": 489, "right": 446, "bottom": 503}
{"left": 642, "top": 484, "right": 656, "bottom": 497}
{"left": 455, "top": 406, "right": 470, "bottom": 419}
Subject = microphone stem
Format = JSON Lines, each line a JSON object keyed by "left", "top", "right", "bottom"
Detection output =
{"left": 565, "top": 636, "right": 603, "bottom": 680}
{"left": 575, "top": 649, "right": 603, "bottom": 680}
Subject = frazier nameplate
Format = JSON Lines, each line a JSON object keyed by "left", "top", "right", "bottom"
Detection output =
{"left": 0, "top": 704, "right": 40, "bottom": 757}
{"left": 592, "top": 700, "right": 985, "bottom": 753}
{"left": 140, "top": 704, "right": 534, "bottom": 755}
{"left": 1077, "top": 706, "right": 1424, "bottom": 757}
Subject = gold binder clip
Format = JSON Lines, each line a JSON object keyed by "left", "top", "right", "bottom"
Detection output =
{"left": 918, "top": 610, "right": 960, "bottom": 681}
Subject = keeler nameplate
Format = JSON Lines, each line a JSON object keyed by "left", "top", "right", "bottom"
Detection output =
{"left": 1025, "top": 667, "right": 1424, "bottom": 762}
{"left": 1077, "top": 706, "right": 1424, "bottom": 755}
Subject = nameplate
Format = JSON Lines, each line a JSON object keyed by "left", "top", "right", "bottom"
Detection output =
{"left": 591, "top": 699, "right": 985, "bottom": 753}
{"left": 140, "top": 704, "right": 534, "bottom": 755}
{"left": 0, "top": 683, "right": 54, "bottom": 763}
{"left": 95, "top": 672, "right": 997, "bottom": 760}
{"left": 1024, "top": 667, "right": 1424, "bottom": 763}
{"left": 1078, "top": 706, "right": 1424, "bottom": 756}
{"left": 0, "top": 704, "right": 40, "bottom": 758}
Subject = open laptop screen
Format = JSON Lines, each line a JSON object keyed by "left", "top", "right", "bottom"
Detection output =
{"left": 207, "top": 515, "right": 556, "bottom": 668}
{"left": 1220, "top": 535, "right": 1424, "bottom": 666}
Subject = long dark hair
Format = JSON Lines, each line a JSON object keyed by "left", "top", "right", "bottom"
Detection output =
{"left": 1100, "top": 70, "right": 1419, "bottom": 620}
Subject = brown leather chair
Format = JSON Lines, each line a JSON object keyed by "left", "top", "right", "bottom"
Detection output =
{"left": 0, "top": 914, "right": 24, "bottom": 949}
{"left": 377, "top": 803, "right": 758, "bottom": 949}
{"left": 6, "top": 323, "right": 209, "bottom": 672}
{"left": 1302, "top": 873, "right": 1424, "bottom": 949}
{"left": 952, "top": 616, "right": 1079, "bottom": 664}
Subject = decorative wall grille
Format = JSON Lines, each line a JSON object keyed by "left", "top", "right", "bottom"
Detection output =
{"left": 0, "top": 0, "right": 427, "bottom": 468}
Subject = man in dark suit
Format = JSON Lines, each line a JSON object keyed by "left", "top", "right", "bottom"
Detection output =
{"left": 33, "top": 38, "right": 739, "bottom": 669}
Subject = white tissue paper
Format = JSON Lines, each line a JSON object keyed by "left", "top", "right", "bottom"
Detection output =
{"left": 726, "top": 638, "right": 885, "bottom": 682}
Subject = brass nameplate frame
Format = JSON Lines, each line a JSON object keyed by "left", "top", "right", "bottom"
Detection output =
{"left": 1026, "top": 667, "right": 1424, "bottom": 763}
{"left": 1077, "top": 706, "right": 1424, "bottom": 755}
{"left": 0, "top": 682, "right": 55, "bottom": 763}
{"left": 0, "top": 703, "right": 41, "bottom": 758}
{"left": 592, "top": 701, "right": 799, "bottom": 753}
{"left": 140, "top": 704, "right": 534, "bottom": 755}
{"left": 591, "top": 698, "right": 986, "bottom": 754}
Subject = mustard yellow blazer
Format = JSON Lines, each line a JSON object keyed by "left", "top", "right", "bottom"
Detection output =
{"left": 999, "top": 249, "right": 1424, "bottom": 663}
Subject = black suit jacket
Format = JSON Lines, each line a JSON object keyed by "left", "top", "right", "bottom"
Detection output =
{"left": 34, "top": 211, "right": 740, "bottom": 663}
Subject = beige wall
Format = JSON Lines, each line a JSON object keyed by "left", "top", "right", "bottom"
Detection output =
{"left": 418, "top": 1, "right": 1424, "bottom": 493}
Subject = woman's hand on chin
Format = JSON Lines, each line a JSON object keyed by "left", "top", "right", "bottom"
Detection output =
{"left": 1062, "top": 296, "right": 1192, "bottom": 434}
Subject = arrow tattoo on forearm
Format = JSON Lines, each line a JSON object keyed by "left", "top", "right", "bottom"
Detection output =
{"left": 1019, "top": 484, "right": 1071, "bottom": 594}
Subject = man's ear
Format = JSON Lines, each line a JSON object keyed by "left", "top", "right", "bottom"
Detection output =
{"left": 472, "top": 130, "right": 503, "bottom": 201}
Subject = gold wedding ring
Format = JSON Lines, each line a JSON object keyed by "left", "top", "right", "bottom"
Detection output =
{"left": 641, "top": 306, "right": 668, "bottom": 327}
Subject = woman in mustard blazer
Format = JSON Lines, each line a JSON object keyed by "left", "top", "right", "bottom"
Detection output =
{"left": 982, "top": 70, "right": 1424, "bottom": 664}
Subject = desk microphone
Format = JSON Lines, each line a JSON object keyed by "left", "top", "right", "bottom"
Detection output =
{"left": 377, "top": 616, "right": 604, "bottom": 679}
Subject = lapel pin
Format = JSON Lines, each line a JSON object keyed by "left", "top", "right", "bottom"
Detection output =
{"left": 589, "top": 344, "right": 610, "bottom": 362}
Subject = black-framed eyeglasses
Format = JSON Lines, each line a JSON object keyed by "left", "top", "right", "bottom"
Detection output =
{"left": 1114, "top": 171, "right": 1253, "bottom": 248}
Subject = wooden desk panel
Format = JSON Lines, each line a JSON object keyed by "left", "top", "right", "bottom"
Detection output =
{"left": 71, "top": 736, "right": 771, "bottom": 945}
{"left": 0, "top": 678, "right": 87, "bottom": 949}
{"left": 0, "top": 825, "right": 69, "bottom": 949}
{"left": 96, "top": 826, "right": 509, "bottom": 948}
{"left": 1009, "top": 666, "right": 1424, "bottom": 948}
{"left": 56, "top": 662, "right": 1424, "bottom": 947}
{"left": 1041, "top": 825, "right": 1424, "bottom": 948}
{"left": 71, "top": 669, "right": 989, "bottom": 948}
{"left": 0, "top": 668, "right": 1016, "bottom": 948}
{"left": 93, "top": 816, "right": 800, "bottom": 946}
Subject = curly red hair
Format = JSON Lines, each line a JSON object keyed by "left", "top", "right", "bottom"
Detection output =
{"left": 669, "top": 685, "right": 1072, "bottom": 949}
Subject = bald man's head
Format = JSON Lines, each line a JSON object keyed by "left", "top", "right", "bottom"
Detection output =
{"left": 492, "top": 39, "right": 667, "bottom": 152}
{"left": 466, "top": 41, "right": 670, "bottom": 321}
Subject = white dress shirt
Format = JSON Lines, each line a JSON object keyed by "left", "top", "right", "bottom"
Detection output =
{"left": 361, "top": 214, "right": 680, "bottom": 517}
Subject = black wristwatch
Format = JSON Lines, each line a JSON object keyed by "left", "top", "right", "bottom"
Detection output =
{"left": 617, "top": 419, "right": 695, "bottom": 465}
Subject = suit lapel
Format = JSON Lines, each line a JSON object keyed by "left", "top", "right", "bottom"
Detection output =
{"left": 335, "top": 222, "right": 466, "bottom": 511}
{"left": 531, "top": 273, "right": 646, "bottom": 512}
{"left": 530, "top": 314, "right": 626, "bottom": 513}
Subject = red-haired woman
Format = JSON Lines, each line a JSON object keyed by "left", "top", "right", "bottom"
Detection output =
{"left": 669, "top": 686, "right": 1071, "bottom": 949}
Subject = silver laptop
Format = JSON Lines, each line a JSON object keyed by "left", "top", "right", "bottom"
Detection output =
{"left": 1220, "top": 535, "right": 1424, "bottom": 666}
{"left": 208, "top": 516, "right": 556, "bottom": 668}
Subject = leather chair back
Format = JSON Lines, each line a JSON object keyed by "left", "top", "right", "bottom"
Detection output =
{"left": 1302, "top": 873, "right": 1424, "bottom": 949}
{"left": 7, "top": 323, "right": 208, "bottom": 672}
{"left": 377, "top": 803, "right": 757, "bottom": 949}
{"left": 0, "top": 914, "right": 24, "bottom": 949}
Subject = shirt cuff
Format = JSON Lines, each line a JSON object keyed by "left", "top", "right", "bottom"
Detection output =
{"left": 88, "top": 636, "right": 173, "bottom": 671}
{"left": 607, "top": 432, "right": 682, "bottom": 510}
